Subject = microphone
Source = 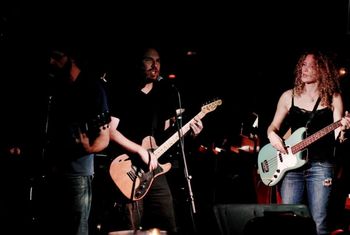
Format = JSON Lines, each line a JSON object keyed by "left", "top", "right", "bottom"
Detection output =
{"left": 173, "top": 84, "right": 183, "bottom": 123}
{"left": 159, "top": 75, "right": 182, "bottom": 117}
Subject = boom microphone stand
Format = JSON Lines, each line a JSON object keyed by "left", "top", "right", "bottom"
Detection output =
{"left": 173, "top": 84, "right": 197, "bottom": 234}
{"left": 27, "top": 75, "right": 54, "bottom": 232}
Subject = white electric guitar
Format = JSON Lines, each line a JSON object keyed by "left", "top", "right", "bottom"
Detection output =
{"left": 258, "top": 116, "right": 346, "bottom": 186}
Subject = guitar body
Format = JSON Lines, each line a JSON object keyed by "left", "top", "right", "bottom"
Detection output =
{"left": 109, "top": 153, "right": 171, "bottom": 201}
{"left": 258, "top": 127, "right": 308, "bottom": 186}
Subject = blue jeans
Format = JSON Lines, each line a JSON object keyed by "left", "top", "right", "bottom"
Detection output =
{"left": 280, "top": 161, "right": 334, "bottom": 235}
{"left": 45, "top": 175, "right": 93, "bottom": 235}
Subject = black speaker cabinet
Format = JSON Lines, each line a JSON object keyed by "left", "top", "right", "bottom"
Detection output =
{"left": 213, "top": 203, "right": 316, "bottom": 235}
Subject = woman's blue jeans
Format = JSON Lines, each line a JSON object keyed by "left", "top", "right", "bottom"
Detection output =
{"left": 280, "top": 161, "right": 334, "bottom": 235}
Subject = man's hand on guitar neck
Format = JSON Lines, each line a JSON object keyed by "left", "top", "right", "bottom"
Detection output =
{"left": 138, "top": 147, "right": 158, "bottom": 171}
{"left": 190, "top": 118, "right": 203, "bottom": 137}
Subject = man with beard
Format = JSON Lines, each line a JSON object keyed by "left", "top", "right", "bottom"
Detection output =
{"left": 106, "top": 47, "right": 203, "bottom": 235}
{"left": 41, "top": 46, "right": 111, "bottom": 235}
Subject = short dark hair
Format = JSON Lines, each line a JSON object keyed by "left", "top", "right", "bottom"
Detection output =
{"left": 48, "top": 41, "right": 88, "bottom": 69}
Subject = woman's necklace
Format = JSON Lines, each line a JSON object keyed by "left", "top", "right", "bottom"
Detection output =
{"left": 309, "top": 94, "right": 318, "bottom": 102}
{"left": 304, "top": 91, "right": 318, "bottom": 102}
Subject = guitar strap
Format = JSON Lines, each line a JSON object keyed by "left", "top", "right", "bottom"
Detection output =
{"left": 305, "top": 97, "right": 321, "bottom": 128}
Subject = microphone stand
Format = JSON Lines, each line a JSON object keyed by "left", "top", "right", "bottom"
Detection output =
{"left": 29, "top": 77, "right": 54, "bottom": 230}
{"left": 42, "top": 74, "right": 55, "bottom": 165}
{"left": 41, "top": 95, "right": 52, "bottom": 163}
{"left": 173, "top": 85, "right": 197, "bottom": 234}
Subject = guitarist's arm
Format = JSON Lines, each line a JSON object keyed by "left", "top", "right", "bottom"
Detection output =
{"left": 267, "top": 90, "right": 292, "bottom": 154}
{"left": 109, "top": 116, "right": 158, "bottom": 171}
{"left": 79, "top": 124, "right": 111, "bottom": 153}
{"left": 332, "top": 93, "right": 350, "bottom": 142}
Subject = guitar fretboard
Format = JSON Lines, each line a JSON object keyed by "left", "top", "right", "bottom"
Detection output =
{"left": 291, "top": 120, "right": 341, "bottom": 154}
{"left": 154, "top": 111, "right": 206, "bottom": 158}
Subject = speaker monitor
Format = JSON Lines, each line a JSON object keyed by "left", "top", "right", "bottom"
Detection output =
{"left": 213, "top": 203, "right": 316, "bottom": 235}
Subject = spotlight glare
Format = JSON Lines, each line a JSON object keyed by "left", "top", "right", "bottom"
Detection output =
{"left": 339, "top": 67, "right": 347, "bottom": 76}
{"left": 168, "top": 74, "right": 176, "bottom": 79}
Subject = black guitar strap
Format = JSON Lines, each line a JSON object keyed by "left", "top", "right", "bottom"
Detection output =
{"left": 306, "top": 97, "right": 321, "bottom": 128}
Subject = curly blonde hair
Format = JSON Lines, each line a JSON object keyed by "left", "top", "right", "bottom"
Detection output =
{"left": 293, "top": 50, "right": 340, "bottom": 108}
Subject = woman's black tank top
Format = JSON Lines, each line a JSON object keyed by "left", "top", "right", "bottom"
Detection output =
{"left": 286, "top": 95, "right": 335, "bottom": 161}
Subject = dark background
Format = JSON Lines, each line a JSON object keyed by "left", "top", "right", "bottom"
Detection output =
{"left": 2, "top": 0, "right": 350, "bottom": 145}
{"left": 2, "top": 1, "right": 350, "bottom": 234}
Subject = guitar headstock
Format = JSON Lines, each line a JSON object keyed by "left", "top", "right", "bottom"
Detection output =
{"left": 201, "top": 99, "right": 223, "bottom": 113}
{"left": 78, "top": 111, "right": 111, "bottom": 140}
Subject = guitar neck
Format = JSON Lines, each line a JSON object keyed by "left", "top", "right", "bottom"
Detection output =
{"left": 154, "top": 111, "right": 205, "bottom": 158}
{"left": 291, "top": 119, "right": 341, "bottom": 154}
